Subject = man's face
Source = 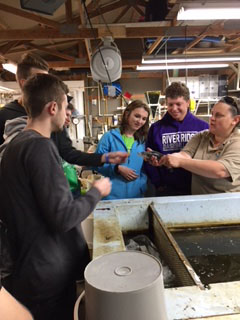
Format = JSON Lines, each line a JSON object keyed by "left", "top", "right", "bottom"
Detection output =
{"left": 54, "top": 94, "right": 68, "bottom": 132}
{"left": 65, "top": 108, "right": 72, "bottom": 127}
{"left": 166, "top": 96, "right": 189, "bottom": 121}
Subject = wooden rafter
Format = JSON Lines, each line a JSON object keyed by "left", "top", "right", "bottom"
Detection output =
{"left": 24, "top": 43, "right": 76, "bottom": 61}
{"left": 0, "top": 24, "right": 239, "bottom": 41}
{"left": 174, "top": 21, "right": 223, "bottom": 55}
{"left": 8, "top": 40, "right": 78, "bottom": 55}
{"left": 113, "top": 6, "right": 131, "bottom": 23}
{"left": 0, "top": 20, "right": 8, "bottom": 30}
{"left": 0, "top": 3, "right": 60, "bottom": 29}
{"left": 78, "top": 0, "right": 92, "bottom": 62}
{"left": 136, "top": 0, "right": 148, "bottom": 6}
{"left": 65, "top": 0, "right": 73, "bottom": 23}
{"left": 228, "top": 71, "right": 237, "bottom": 85}
{"left": 227, "top": 42, "right": 240, "bottom": 53}
{"left": 133, "top": 5, "right": 144, "bottom": 17}
{"left": 87, "top": 0, "right": 101, "bottom": 12}
{"left": 146, "top": 36, "right": 164, "bottom": 55}
{"left": 0, "top": 40, "right": 20, "bottom": 55}
{"left": 78, "top": 40, "right": 86, "bottom": 59}
{"left": 89, "top": 0, "right": 130, "bottom": 18}
{"left": 173, "top": 34, "right": 207, "bottom": 55}
{"left": 48, "top": 58, "right": 140, "bottom": 69}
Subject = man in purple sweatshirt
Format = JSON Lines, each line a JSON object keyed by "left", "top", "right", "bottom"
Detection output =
{"left": 145, "top": 82, "right": 209, "bottom": 196}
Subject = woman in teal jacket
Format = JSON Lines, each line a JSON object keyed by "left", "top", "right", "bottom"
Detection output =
{"left": 95, "top": 100, "right": 150, "bottom": 200}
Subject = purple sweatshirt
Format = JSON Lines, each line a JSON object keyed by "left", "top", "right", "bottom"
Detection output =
{"left": 144, "top": 111, "right": 209, "bottom": 195}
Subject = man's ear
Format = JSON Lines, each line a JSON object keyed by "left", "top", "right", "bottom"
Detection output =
{"left": 19, "top": 78, "right": 26, "bottom": 89}
{"left": 47, "top": 101, "right": 57, "bottom": 116}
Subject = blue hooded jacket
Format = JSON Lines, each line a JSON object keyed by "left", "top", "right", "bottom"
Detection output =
{"left": 94, "top": 128, "right": 147, "bottom": 200}
{"left": 144, "top": 111, "right": 209, "bottom": 195}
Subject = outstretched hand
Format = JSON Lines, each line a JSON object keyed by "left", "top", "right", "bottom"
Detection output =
{"left": 102, "top": 152, "right": 128, "bottom": 164}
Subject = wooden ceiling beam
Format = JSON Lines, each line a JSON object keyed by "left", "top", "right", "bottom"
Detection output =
{"left": 113, "top": 6, "right": 130, "bottom": 23}
{"left": 136, "top": 0, "right": 148, "bottom": 6}
{"left": 89, "top": 0, "right": 129, "bottom": 18}
{"left": 7, "top": 40, "right": 77, "bottom": 54}
{"left": 78, "top": 0, "right": 92, "bottom": 62}
{"left": 0, "top": 24, "right": 239, "bottom": 40}
{"left": 121, "top": 71, "right": 163, "bottom": 79}
{"left": 87, "top": 0, "right": 101, "bottom": 12}
{"left": 174, "top": 21, "right": 223, "bottom": 55}
{"left": 227, "top": 43, "right": 240, "bottom": 53}
{"left": 78, "top": 40, "right": 86, "bottom": 58}
{"left": 146, "top": 36, "right": 164, "bottom": 55}
{"left": 0, "top": 40, "right": 20, "bottom": 55}
{"left": 24, "top": 43, "right": 76, "bottom": 61}
{"left": 48, "top": 59, "right": 140, "bottom": 69}
{"left": 133, "top": 5, "right": 145, "bottom": 17}
{"left": 0, "top": 3, "right": 60, "bottom": 29}
{"left": 228, "top": 71, "right": 236, "bottom": 85}
{"left": 65, "top": 0, "right": 73, "bottom": 23}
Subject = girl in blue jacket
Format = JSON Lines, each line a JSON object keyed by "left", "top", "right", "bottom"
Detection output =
{"left": 95, "top": 100, "right": 150, "bottom": 200}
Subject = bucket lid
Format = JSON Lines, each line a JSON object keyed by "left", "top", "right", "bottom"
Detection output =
{"left": 84, "top": 251, "right": 162, "bottom": 293}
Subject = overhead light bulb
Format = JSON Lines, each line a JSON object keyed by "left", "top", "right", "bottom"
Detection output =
{"left": 177, "top": 3, "right": 240, "bottom": 20}
{"left": 137, "top": 64, "right": 229, "bottom": 71}
{"left": 2, "top": 62, "right": 17, "bottom": 74}
{"left": 142, "top": 56, "right": 240, "bottom": 64}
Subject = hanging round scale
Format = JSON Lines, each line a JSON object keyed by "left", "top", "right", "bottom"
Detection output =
{"left": 90, "top": 40, "right": 122, "bottom": 83}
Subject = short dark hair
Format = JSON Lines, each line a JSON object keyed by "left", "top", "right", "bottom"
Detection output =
{"left": 219, "top": 96, "right": 240, "bottom": 117}
{"left": 165, "top": 82, "right": 190, "bottom": 101}
{"left": 67, "top": 102, "right": 74, "bottom": 111}
{"left": 23, "top": 74, "right": 68, "bottom": 118}
{"left": 120, "top": 100, "right": 150, "bottom": 142}
{"left": 17, "top": 53, "right": 49, "bottom": 81}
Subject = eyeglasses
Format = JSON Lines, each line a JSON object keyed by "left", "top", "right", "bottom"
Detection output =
{"left": 220, "top": 96, "right": 239, "bottom": 115}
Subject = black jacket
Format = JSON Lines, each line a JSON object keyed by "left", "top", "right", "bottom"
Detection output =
{"left": 0, "top": 130, "right": 102, "bottom": 306}
{"left": 0, "top": 100, "right": 103, "bottom": 166}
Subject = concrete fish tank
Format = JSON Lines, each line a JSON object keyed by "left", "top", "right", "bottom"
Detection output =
{"left": 91, "top": 193, "right": 240, "bottom": 320}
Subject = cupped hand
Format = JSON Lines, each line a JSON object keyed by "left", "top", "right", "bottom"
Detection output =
{"left": 93, "top": 177, "right": 112, "bottom": 197}
{"left": 164, "top": 154, "right": 182, "bottom": 168}
{"left": 118, "top": 166, "right": 138, "bottom": 181}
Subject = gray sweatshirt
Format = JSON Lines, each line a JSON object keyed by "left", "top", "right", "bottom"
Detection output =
{"left": 0, "top": 116, "right": 27, "bottom": 161}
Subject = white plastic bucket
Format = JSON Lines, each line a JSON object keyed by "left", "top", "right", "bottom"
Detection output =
{"left": 84, "top": 251, "right": 168, "bottom": 320}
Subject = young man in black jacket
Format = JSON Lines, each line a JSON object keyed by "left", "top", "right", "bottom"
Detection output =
{"left": 0, "top": 53, "right": 122, "bottom": 166}
{"left": 0, "top": 73, "right": 116, "bottom": 320}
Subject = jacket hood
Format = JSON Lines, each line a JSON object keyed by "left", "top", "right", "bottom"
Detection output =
{"left": 0, "top": 116, "right": 27, "bottom": 161}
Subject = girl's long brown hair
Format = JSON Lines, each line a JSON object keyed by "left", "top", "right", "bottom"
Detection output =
{"left": 119, "top": 100, "right": 150, "bottom": 143}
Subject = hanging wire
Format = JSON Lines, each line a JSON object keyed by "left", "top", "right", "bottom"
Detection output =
{"left": 94, "top": 1, "right": 114, "bottom": 39}
{"left": 81, "top": 1, "right": 131, "bottom": 107}
{"left": 164, "top": 38, "right": 171, "bottom": 86}
{"left": 81, "top": 0, "right": 112, "bottom": 84}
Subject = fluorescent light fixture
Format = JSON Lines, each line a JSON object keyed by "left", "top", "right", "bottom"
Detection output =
{"left": 2, "top": 62, "right": 17, "bottom": 74}
{"left": 137, "top": 64, "right": 229, "bottom": 71}
{"left": 177, "top": 2, "right": 240, "bottom": 20}
{"left": 0, "top": 85, "right": 15, "bottom": 92}
{"left": 142, "top": 55, "right": 240, "bottom": 64}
